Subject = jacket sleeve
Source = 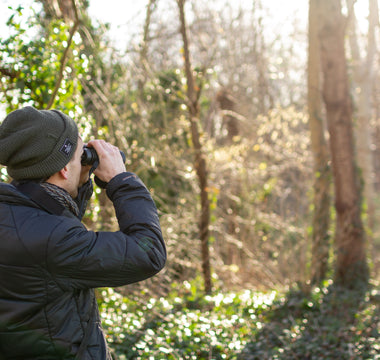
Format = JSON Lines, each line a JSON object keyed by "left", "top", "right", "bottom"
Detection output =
{"left": 46, "top": 172, "right": 166, "bottom": 290}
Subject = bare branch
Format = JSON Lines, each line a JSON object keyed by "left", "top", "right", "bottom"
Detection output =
{"left": 46, "top": 0, "right": 80, "bottom": 109}
{"left": 0, "top": 67, "right": 19, "bottom": 79}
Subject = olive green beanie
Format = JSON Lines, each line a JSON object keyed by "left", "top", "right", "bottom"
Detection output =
{"left": 0, "top": 106, "right": 78, "bottom": 180}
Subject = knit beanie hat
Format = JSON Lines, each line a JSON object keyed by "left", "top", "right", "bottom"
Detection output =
{"left": 0, "top": 106, "right": 78, "bottom": 180}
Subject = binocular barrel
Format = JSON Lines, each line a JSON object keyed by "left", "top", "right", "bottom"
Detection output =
{"left": 81, "top": 146, "right": 126, "bottom": 166}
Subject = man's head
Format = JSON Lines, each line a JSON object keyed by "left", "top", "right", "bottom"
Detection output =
{"left": 0, "top": 106, "right": 78, "bottom": 181}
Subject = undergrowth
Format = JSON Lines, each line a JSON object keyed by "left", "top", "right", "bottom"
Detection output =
{"left": 99, "top": 279, "right": 379, "bottom": 360}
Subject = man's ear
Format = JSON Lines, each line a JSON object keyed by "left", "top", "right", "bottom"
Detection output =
{"left": 58, "top": 165, "right": 69, "bottom": 180}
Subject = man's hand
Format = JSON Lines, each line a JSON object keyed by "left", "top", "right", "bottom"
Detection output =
{"left": 87, "top": 140, "right": 126, "bottom": 183}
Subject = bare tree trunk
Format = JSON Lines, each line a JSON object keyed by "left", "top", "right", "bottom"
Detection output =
{"left": 308, "top": 0, "right": 331, "bottom": 285}
{"left": 347, "top": 0, "right": 376, "bottom": 221}
{"left": 38, "top": 0, "right": 80, "bottom": 20}
{"left": 177, "top": 0, "right": 212, "bottom": 294}
{"left": 347, "top": 0, "right": 378, "bottom": 250}
{"left": 216, "top": 89, "right": 239, "bottom": 142}
{"left": 317, "top": 0, "right": 369, "bottom": 288}
{"left": 138, "top": 0, "right": 156, "bottom": 94}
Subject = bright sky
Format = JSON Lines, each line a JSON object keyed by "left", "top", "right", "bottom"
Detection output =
{"left": 86, "top": 0, "right": 309, "bottom": 47}
{"left": 1, "top": 0, "right": 370, "bottom": 47}
{"left": 0, "top": 0, "right": 371, "bottom": 35}
{"left": 87, "top": 0, "right": 147, "bottom": 46}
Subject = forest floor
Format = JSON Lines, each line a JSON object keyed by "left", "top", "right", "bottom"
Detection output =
{"left": 99, "top": 278, "right": 379, "bottom": 360}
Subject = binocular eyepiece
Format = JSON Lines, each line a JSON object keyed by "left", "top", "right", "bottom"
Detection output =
{"left": 81, "top": 146, "right": 126, "bottom": 166}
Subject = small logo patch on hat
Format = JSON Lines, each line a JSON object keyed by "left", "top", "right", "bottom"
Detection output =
{"left": 60, "top": 138, "right": 74, "bottom": 156}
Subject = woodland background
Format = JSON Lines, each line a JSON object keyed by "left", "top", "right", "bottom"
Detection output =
{"left": 0, "top": 0, "right": 379, "bottom": 359}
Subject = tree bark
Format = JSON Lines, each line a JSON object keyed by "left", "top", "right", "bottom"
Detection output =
{"left": 347, "top": 0, "right": 379, "bottom": 272}
{"left": 38, "top": 0, "right": 80, "bottom": 21}
{"left": 308, "top": 0, "right": 331, "bottom": 285}
{"left": 317, "top": 0, "right": 368, "bottom": 288}
{"left": 346, "top": 0, "right": 378, "bottom": 249}
{"left": 177, "top": 0, "right": 212, "bottom": 294}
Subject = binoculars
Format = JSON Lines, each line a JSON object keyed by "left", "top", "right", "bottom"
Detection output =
{"left": 81, "top": 146, "right": 126, "bottom": 166}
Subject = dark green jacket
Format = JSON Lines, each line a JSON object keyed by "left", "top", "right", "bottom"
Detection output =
{"left": 0, "top": 172, "right": 166, "bottom": 359}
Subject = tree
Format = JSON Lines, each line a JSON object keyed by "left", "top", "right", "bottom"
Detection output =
{"left": 138, "top": 0, "right": 157, "bottom": 95}
{"left": 307, "top": 0, "right": 331, "bottom": 285}
{"left": 317, "top": 0, "right": 369, "bottom": 288}
{"left": 346, "top": 0, "right": 379, "bottom": 237}
{"left": 177, "top": 0, "right": 212, "bottom": 294}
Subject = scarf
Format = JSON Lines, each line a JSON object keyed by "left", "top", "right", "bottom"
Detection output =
{"left": 40, "top": 182, "right": 79, "bottom": 217}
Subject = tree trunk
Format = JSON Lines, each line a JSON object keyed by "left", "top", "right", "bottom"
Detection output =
{"left": 346, "top": 0, "right": 376, "bottom": 215}
{"left": 216, "top": 89, "right": 239, "bottom": 143}
{"left": 307, "top": 0, "right": 331, "bottom": 285}
{"left": 38, "top": 0, "right": 80, "bottom": 21}
{"left": 177, "top": 0, "right": 212, "bottom": 294}
{"left": 317, "top": 0, "right": 368, "bottom": 288}
{"left": 346, "top": 0, "right": 378, "bottom": 256}
{"left": 138, "top": 0, "right": 156, "bottom": 94}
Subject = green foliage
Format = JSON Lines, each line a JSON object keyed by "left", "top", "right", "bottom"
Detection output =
{"left": 240, "top": 282, "right": 380, "bottom": 360}
{"left": 99, "top": 278, "right": 278, "bottom": 359}
{"left": 99, "top": 280, "right": 379, "bottom": 360}
{"left": 0, "top": 5, "right": 88, "bottom": 114}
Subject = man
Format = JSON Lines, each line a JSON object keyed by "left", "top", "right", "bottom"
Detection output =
{"left": 0, "top": 106, "right": 166, "bottom": 359}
